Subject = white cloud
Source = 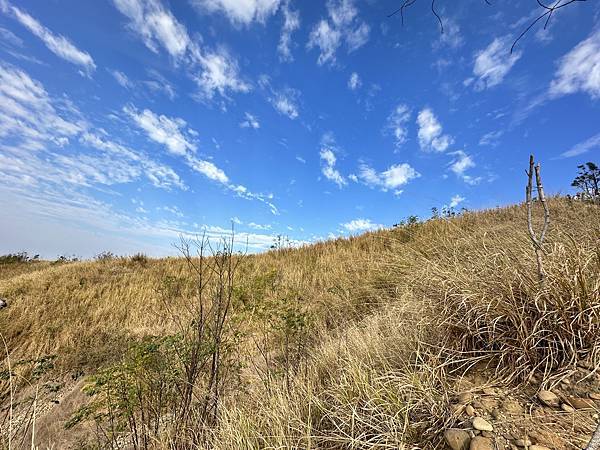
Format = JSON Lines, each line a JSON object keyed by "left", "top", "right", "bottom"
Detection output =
{"left": 113, "top": 0, "right": 249, "bottom": 101}
{"left": 386, "top": 104, "right": 411, "bottom": 149}
{"left": 471, "top": 37, "right": 521, "bottom": 90}
{"left": 124, "top": 105, "right": 197, "bottom": 156}
{"left": 192, "top": 0, "right": 281, "bottom": 25}
{"left": 449, "top": 194, "right": 465, "bottom": 208}
{"left": 549, "top": 29, "right": 600, "bottom": 100}
{"left": 144, "top": 69, "right": 177, "bottom": 100}
{"left": 449, "top": 150, "right": 480, "bottom": 185}
{"left": 318, "top": 134, "right": 346, "bottom": 187}
{"left": 358, "top": 162, "right": 420, "bottom": 194}
{"left": 111, "top": 68, "right": 177, "bottom": 99}
{"left": 342, "top": 218, "right": 383, "bottom": 232}
{"left": 113, "top": 0, "right": 190, "bottom": 59}
{"left": 320, "top": 148, "right": 346, "bottom": 187}
{"left": 479, "top": 130, "right": 503, "bottom": 147}
{"left": 185, "top": 157, "right": 229, "bottom": 184}
{"left": 80, "top": 132, "right": 186, "bottom": 190}
{"left": 561, "top": 133, "right": 600, "bottom": 158}
{"left": 434, "top": 18, "right": 463, "bottom": 49}
{"left": 416, "top": 108, "right": 453, "bottom": 152}
{"left": 307, "top": 0, "right": 369, "bottom": 66}
{"left": 194, "top": 47, "right": 251, "bottom": 100}
{"left": 124, "top": 104, "right": 231, "bottom": 185}
{"left": 161, "top": 205, "right": 184, "bottom": 217}
{"left": 270, "top": 87, "right": 300, "bottom": 119}
{"left": 240, "top": 112, "right": 260, "bottom": 129}
{"left": 2, "top": 1, "right": 96, "bottom": 73}
{"left": 248, "top": 221, "right": 271, "bottom": 230}
{"left": 278, "top": 0, "right": 300, "bottom": 61}
{"left": 348, "top": 72, "right": 361, "bottom": 90}
{"left": 0, "top": 62, "right": 82, "bottom": 152}
{"left": 111, "top": 70, "right": 134, "bottom": 89}
{"left": 0, "top": 62, "right": 187, "bottom": 193}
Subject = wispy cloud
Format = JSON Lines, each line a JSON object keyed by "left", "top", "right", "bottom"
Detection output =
{"left": 1, "top": 1, "right": 96, "bottom": 73}
{"left": 124, "top": 105, "right": 197, "bottom": 156}
{"left": 468, "top": 37, "right": 521, "bottom": 91}
{"left": 0, "top": 62, "right": 83, "bottom": 152}
{"left": 549, "top": 29, "right": 600, "bottom": 100}
{"left": 319, "top": 134, "right": 346, "bottom": 187}
{"left": 124, "top": 104, "right": 231, "bottom": 184}
{"left": 386, "top": 104, "right": 411, "bottom": 149}
{"left": 479, "top": 130, "right": 504, "bottom": 147}
{"left": 448, "top": 150, "right": 480, "bottom": 185}
{"left": 357, "top": 162, "right": 420, "bottom": 195}
{"left": 278, "top": 0, "right": 300, "bottom": 61}
{"left": 266, "top": 84, "right": 300, "bottom": 119}
{"left": 248, "top": 221, "right": 272, "bottom": 230}
{"left": 433, "top": 18, "right": 463, "bottom": 50}
{"left": 112, "top": 0, "right": 249, "bottom": 101}
{"left": 111, "top": 69, "right": 135, "bottom": 89}
{"left": 342, "top": 218, "right": 383, "bottom": 232}
{"left": 348, "top": 72, "right": 361, "bottom": 90}
{"left": 124, "top": 104, "right": 278, "bottom": 213}
{"left": 191, "top": 0, "right": 281, "bottom": 25}
{"left": 560, "top": 133, "right": 600, "bottom": 158}
{"left": 193, "top": 47, "right": 251, "bottom": 100}
{"left": 449, "top": 194, "right": 465, "bottom": 208}
{"left": 111, "top": 68, "right": 177, "bottom": 100}
{"left": 416, "top": 108, "right": 453, "bottom": 152}
{"left": 0, "top": 63, "right": 185, "bottom": 193}
{"left": 308, "top": 0, "right": 369, "bottom": 66}
{"left": 240, "top": 112, "right": 260, "bottom": 129}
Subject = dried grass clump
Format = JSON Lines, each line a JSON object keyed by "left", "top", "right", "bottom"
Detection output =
{"left": 211, "top": 302, "right": 450, "bottom": 449}
{"left": 398, "top": 199, "right": 600, "bottom": 382}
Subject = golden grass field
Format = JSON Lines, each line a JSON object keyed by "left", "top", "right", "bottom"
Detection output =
{"left": 1, "top": 198, "right": 599, "bottom": 449}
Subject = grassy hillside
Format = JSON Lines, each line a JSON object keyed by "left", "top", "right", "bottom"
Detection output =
{"left": 1, "top": 198, "right": 599, "bottom": 449}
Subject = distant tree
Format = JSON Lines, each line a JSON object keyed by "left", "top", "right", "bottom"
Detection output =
{"left": 571, "top": 162, "right": 599, "bottom": 199}
{"left": 389, "top": 0, "right": 589, "bottom": 53}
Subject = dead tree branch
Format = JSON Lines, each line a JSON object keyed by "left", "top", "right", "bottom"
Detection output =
{"left": 526, "top": 154, "right": 550, "bottom": 282}
{"left": 388, "top": 0, "right": 588, "bottom": 53}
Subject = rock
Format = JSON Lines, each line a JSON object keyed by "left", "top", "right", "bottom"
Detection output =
{"left": 458, "top": 392, "right": 474, "bottom": 404}
{"left": 561, "top": 403, "right": 575, "bottom": 412}
{"left": 567, "top": 397, "right": 596, "bottom": 409}
{"left": 514, "top": 438, "right": 532, "bottom": 447}
{"left": 491, "top": 409, "right": 501, "bottom": 420}
{"left": 589, "top": 392, "right": 600, "bottom": 401}
{"left": 470, "top": 436, "right": 493, "bottom": 450}
{"left": 472, "top": 400, "right": 485, "bottom": 410}
{"left": 538, "top": 390, "right": 560, "bottom": 407}
{"left": 444, "top": 429, "right": 471, "bottom": 450}
{"left": 465, "top": 404, "right": 475, "bottom": 416}
{"left": 501, "top": 400, "right": 523, "bottom": 415}
{"left": 0, "top": 298, "right": 6, "bottom": 309}
{"left": 530, "top": 446, "right": 551, "bottom": 450}
{"left": 481, "top": 431, "right": 493, "bottom": 438}
{"left": 472, "top": 417, "right": 493, "bottom": 432}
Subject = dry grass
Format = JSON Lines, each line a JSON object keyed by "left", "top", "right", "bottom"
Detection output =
{"left": 1, "top": 198, "right": 599, "bottom": 448}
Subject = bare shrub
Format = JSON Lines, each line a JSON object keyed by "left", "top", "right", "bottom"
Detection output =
{"left": 69, "top": 233, "right": 244, "bottom": 449}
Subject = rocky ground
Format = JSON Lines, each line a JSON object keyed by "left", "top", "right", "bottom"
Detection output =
{"left": 444, "top": 362, "right": 600, "bottom": 450}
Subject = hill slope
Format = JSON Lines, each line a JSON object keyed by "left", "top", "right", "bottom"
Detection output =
{"left": 1, "top": 198, "right": 599, "bottom": 449}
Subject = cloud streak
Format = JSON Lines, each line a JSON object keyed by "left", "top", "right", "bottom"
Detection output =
{"left": 2, "top": 1, "right": 96, "bottom": 73}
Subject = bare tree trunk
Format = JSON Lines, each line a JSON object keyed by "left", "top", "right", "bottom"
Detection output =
{"left": 526, "top": 154, "right": 550, "bottom": 282}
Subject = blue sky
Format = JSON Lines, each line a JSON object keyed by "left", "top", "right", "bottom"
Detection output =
{"left": 0, "top": 0, "right": 598, "bottom": 258}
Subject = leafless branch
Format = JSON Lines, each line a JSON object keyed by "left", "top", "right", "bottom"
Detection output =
{"left": 388, "top": 0, "right": 588, "bottom": 54}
